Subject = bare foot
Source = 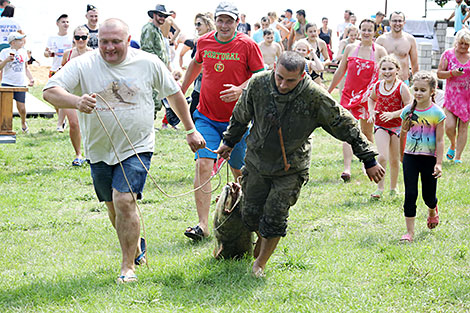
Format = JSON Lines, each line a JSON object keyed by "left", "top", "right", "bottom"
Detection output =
{"left": 252, "top": 261, "right": 265, "bottom": 278}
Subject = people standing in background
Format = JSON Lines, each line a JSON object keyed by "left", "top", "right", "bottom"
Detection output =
{"left": 374, "top": 11, "right": 386, "bottom": 39}
{"left": 252, "top": 16, "right": 282, "bottom": 44}
{"left": 445, "top": 0, "right": 469, "bottom": 35}
{"left": 161, "top": 7, "right": 180, "bottom": 68}
{"left": 84, "top": 4, "right": 99, "bottom": 49}
{"left": 337, "top": 9, "right": 352, "bottom": 40}
{"left": 0, "top": 0, "right": 10, "bottom": 15}
{"left": 437, "top": 28, "right": 470, "bottom": 164}
{"left": 44, "top": 13, "right": 72, "bottom": 132}
{"left": 281, "top": 9, "right": 296, "bottom": 49}
{"left": 267, "top": 11, "right": 289, "bottom": 44}
{"left": 287, "top": 9, "right": 308, "bottom": 50}
{"left": 0, "top": 32, "right": 34, "bottom": 133}
{"left": 350, "top": 14, "right": 357, "bottom": 26}
{"left": 237, "top": 13, "right": 251, "bottom": 36}
{"left": 0, "top": 5, "right": 21, "bottom": 51}
{"left": 319, "top": 17, "right": 333, "bottom": 60}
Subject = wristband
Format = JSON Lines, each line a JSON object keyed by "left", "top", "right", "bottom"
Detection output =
{"left": 450, "top": 70, "right": 454, "bottom": 77}
{"left": 185, "top": 128, "right": 195, "bottom": 135}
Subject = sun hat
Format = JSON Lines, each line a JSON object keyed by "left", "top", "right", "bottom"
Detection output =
{"left": 147, "top": 4, "right": 171, "bottom": 19}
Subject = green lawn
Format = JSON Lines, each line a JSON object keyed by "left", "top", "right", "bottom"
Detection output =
{"left": 0, "top": 86, "right": 469, "bottom": 312}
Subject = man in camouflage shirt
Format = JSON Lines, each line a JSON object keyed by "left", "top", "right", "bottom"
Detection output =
{"left": 141, "top": 4, "right": 171, "bottom": 116}
{"left": 217, "top": 51, "right": 385, "bottom": 277}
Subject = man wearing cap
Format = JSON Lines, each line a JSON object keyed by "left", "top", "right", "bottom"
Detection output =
{"left": 44, "top": 14, "right": 72, "bottom": 77}
{"left": 374, "top": 11, "right": 386, "bottom": 39}
{"left": 141, "top": 4, "right": 170, "bottom": 67}
{"left": 43, "top": 18, "right": 206, "bottom": 283}
{"left": 376, "top": 12, "right": 418, "bottom": 83}
{"left": 287, "top": 9, "right": 307, "bottom": 50}
{"left": 181, "top": 1, "right": 264, "bottom": 241}
{"left": 84, "top": 4, "right": 99, "bottom": 49}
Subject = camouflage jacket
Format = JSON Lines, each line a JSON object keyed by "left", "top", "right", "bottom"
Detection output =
{"left": 223, "top": 71, "right": 377, "bottom": 176}
{"left": 140, "top": 22, "right": 168, "bottom": 66}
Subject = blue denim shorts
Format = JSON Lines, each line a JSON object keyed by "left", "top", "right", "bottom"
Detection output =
{"left": 193, "top": 110, "right": 248, "bottom": 170}
{"left": 89, "top": 152, "right": 152, "bottom": 202}
{"left": 2, "top": 83, "right": 26, "bottom": 103}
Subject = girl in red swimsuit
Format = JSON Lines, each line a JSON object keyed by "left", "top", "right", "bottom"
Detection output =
{"left": 368, "top": 55, "right": 412, "bottom": 199}
{"left": 328, "top": 19, "right": 388, "bottom": 182}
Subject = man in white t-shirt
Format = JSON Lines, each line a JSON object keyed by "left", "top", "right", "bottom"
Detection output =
{"left": 336, "top": 9, "right": 352, "bottom": 40}
{"left": 43, "top": 18, "right": 205, "bottom": 284}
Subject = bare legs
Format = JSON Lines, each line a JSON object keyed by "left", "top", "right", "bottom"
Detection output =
{"left": 16, "top": 101, "right": 27, "bottom": 130}
{"left": 342, "top": 119, "right": 374, "bottom": 178}
{"left": 105, "top": 190, "right": 141, "bottom": 277}
{"left": 192, "top": 157, "right": 242, "bottom": 237}
{"left": 252, "top": 233, "right": 281, "bottom": 277}
{"left": 63, "top": 109, "right": 82, "bottom": 159}
{"left": 444, "top": 109, "right": 469, "bottom": 162}
{"left": 56, "top": 108, "right": 66, "bottom": 131}
{"left": 374, "top": 129, "right": 400, "bottom": 193}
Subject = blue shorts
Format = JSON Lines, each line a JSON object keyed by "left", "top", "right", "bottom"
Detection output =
{"left": 2, "top": 83, "right": 26, "bottom": 103}
{"left": 193, "top": 109, "right": 248, "bottom": 170}
{"left": 89, "top": 152, "right": 152, "bottom": 202}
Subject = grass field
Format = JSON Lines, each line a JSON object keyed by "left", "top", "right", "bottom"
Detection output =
{"left": 0, "top": 84, "right": 469, "bottom": 312}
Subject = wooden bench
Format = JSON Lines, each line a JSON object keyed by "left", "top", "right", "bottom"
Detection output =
{"left": 0, "top": 86, "right": 28, "bottom": 143}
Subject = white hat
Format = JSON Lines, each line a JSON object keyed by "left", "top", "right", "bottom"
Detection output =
{"left": 8, "top": 32, "right": 26, "bottom": 43}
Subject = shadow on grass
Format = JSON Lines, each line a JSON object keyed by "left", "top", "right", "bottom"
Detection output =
{"left": 0, "top": 256, "right": 264, "bottom": 311}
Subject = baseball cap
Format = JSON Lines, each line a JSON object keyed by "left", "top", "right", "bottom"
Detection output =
{"left": 8, "top": 31, "right": 25, "bottom": 43}
{"left": 215, "top": 2, "right": 239, "bottom": 20}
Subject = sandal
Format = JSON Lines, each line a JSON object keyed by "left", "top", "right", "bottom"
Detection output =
{"left": 116, "top": 274, "right": 138, "bottom": 284}
{"left": 427, "top": 207, "right": 439, "bottom": 229}
{"left": 340, "top": 172, "right": 351, "bottom": 183}
{"left": 446, "top": 148, "right": 455, "bottom": 160}
{"left": 184, "top": 225, "right": 206, "bottom": 241}
{"left": 400, "top": 233, "right": 413, "bottom": 242}
{"left": 370, "top": 190, "right": 383, "bottom": 199}
{"left": 72, "top": 158, "right": 85, "bottom": 166}
{"left": 454, "top": 159, "right": 462, "bottom": 164}
{"left": 134, "top": 237, "right": 146, "bottom": 265}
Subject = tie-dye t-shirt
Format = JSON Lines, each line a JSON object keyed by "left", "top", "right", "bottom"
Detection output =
{"left": 400, "top": 103, "right": 446, "bottom": 156}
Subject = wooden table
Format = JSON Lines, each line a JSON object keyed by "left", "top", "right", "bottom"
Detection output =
{"left": 0, "top": 86, "right": 28, "bottom": 143}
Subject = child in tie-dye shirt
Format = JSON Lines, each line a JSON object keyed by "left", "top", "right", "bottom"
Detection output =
{"left": 399, "top": 71, "right": 446, "bottom": 243}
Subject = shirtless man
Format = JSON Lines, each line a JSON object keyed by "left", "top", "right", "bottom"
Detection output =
{"left": 161, "top": 9, "right": 180, "bottom": 45}
{"left": 259, "top": 29, "right": 282, "bottom": 69}
{"left": 376, "top": 11, "right": 418, "bottom": 83}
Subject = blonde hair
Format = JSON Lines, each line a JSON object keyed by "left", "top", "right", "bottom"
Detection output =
{"left": 454, "top": 28, "right": 470, "bottom": 47}
{"left": 73, "top": 25, "right": 89, "bottom": 36}
{"left": 344, "top": 25, "right": 358, "bottom": 38}
{"left": 195, "top": 13, "right": 215, "bottom": 32}
{"left": 293, "top": 39, "right": 312, "bottom": 51}
{"left": 378, "top": 55, "right": 401, "bottom": 70}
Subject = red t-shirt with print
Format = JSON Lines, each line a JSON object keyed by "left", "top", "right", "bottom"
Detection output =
{"left": 195, "top": 31, "right": 264, "bottom": 122}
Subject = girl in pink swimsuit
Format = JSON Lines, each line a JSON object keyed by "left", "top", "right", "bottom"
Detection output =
{"left": 328, "top": 19, "right": 388, "bottom": 182}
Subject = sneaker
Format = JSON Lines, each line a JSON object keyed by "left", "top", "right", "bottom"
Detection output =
{"left": 57, "top": 121, "right": 66, "bottom": 133}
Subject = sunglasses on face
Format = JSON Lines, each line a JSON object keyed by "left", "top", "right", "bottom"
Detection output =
{"left": 195, "top": 22, "right": 202, "bottom": 27}
{"left": 156, "top": 12, "right": 167, "bottom": 18}
{"left": 74, "top": 35, "right": 88, "bottom": 41}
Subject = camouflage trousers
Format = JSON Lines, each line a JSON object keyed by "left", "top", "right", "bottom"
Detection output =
{"left": 240, "top": 164, "right": 309, "bottom": 238}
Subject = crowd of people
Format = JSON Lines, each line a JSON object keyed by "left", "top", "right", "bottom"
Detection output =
{"left": 2, "top": 1, "right": 469, "bottom": 282}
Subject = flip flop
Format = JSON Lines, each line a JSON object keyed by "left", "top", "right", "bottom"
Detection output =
{"left": 427, "top": 207, "right": 439, "bottom": 229}
{"left": 454, "top": 159, "right": 462, "bottom": 164}
{"left": 72, "top": 158, "right": 85, "bottom": 166}
{"left": 370, "top": 190, "right": 383, "bottom": 199}
{"left": 117, "top": 274, "right": 138, "bottom": 284}
{"left": 184, "top": 225, "right": 206, "bottom": 241}
{"left": 446, "top": 148, "right": 455, "bottom": 160}
{"left": 400, "top": 233, "right": 413, "bottom": 242}
{"left": 134, "top": 237, "right": 146, "bottom": 265}
{"left": 340, "top": 172, "right": 351, "bottom": 183}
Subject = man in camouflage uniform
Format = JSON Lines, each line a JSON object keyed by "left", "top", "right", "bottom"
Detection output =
{"left": 217, "top": 51, "right": 385, "bottom": 277}
{"left": 141, "top": 4, "right": 171, "bottom": 115}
